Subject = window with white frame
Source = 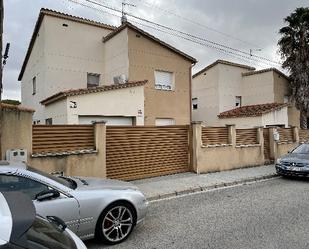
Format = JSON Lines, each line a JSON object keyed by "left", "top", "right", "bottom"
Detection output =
{"left": 235, "top": 96, "right": 242, "bottom": 107}
{"left": 154, "top": 70, "right": 173, "bottom": 91}
{"left": 87, "top": 73, "right": 100, "bottom": 88}
{"left": 192, "top": 98, "right": 198, "bottom": 110}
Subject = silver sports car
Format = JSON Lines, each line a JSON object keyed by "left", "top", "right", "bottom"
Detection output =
{"left": 0, "top": 161, "right": 148, "bottom": 245}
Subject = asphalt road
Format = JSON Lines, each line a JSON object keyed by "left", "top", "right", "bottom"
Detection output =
{"left": 86, "top": 177, "right": 309, "bottom": 249}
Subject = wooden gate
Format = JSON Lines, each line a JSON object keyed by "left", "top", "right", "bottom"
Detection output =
{"left": 106, "top": 126, "right": 190, "bottom": 181}
{"left": 263, "top": 128, "right": 271, "bottom": 163}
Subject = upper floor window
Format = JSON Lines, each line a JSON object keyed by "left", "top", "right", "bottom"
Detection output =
{"left": 155, "top": 70, "right": 173, "bottom": 91}
{"left": 192, "top": 98, "right": 198, "bottom": 110}
{"left": 32, "top": 77, "right": 36, "bottom": 95}
{"left": 235, "top": 96, "right": 242, "bottom": 107}
{"left": 87, "top": 73, "right": 100, "bottom": 88}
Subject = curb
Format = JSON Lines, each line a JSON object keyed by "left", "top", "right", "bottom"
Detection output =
{"left": 147, "top": 173, "right": 279, "bottom": 202}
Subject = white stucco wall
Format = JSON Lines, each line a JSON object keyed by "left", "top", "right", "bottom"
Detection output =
{"left": 44, "top": 98, "right": 68, "bottom": 124}
{"left": 218, "top": 64, "right": 251, "bottom": 113}
{"left": 21, "top": 15, "right": 114, "bottom": 123}
{"left": 261, "top": 106, "right": 288, "bottom": 127}
{"left": 44, "top": 85, "right": 145, "bottom": 125}
{"left": 21, "top": 18, "right": 46, "bottom": 123}
{"left": 192, "top": 66, "right": 220, "bottom": 125}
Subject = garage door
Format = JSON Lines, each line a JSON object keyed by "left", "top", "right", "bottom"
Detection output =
{"left": 78, "top": 116, "right": 133, "bottom": 126}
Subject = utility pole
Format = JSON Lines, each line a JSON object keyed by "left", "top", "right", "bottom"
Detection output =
{"left": 121, "top": 1, "right": 136, "bottom": 24}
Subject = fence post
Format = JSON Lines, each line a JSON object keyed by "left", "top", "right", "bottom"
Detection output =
{"left": 269, "top": 127, "right": 277, "bottom": 161}
{"left": 226, "top": 124, "right": 236, "bottom": 147}
{"left": 256, "top": 127, "right": 265, "bottom": 162}
{"left": 94, "top": 121, "right": 107, "bottom": 178}
{"left": 292, "top": 126, "right": 299, "bottom": 143}
{"left": 191, "top": 121, "right": 202, "bottom": 174}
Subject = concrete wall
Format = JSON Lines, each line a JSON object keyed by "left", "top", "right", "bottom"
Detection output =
{"left": 127, "top": 28, "right": 192, "bottom": 125}
{"left": 192, "top": 123, "right": 264, "bottom": 173}
{"left": 0, "top": 106, "right": 34, "bottom": 160}
{"left": 44, "top": 98, "right": 68, "bottom": 124}
{"left": 219, "top": 116, "right": 263, "bottom": 128}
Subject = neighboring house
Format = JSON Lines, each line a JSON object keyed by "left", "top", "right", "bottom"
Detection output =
{"left": 192, "top": 59, "right": 300, "bottom": 128}
{"left": 19, "top": 8, "right": 196, "bottom": 125}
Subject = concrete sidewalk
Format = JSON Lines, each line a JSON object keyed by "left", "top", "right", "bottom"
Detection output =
{"left": 132, "top": 165, "right": 278, "bottom": 201}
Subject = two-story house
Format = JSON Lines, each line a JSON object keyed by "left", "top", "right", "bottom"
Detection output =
{"left": 19, "top": 9, "right": 196, "bottom": 125}
{"left": 192, "top": 59, "right": 300, "bottom": 128}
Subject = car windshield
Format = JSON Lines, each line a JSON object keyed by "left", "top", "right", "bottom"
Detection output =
{"left": 27, "top": 216, "right": 77, "bottom": 249}
{"left": 27, "top": 167, "right": 77, "bottom": 190}
{"left": 292, "top": 144, "right": 309, "bottom": 154}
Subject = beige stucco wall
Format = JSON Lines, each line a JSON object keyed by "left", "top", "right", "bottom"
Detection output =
{"left": 29, "top": 123, "right": 106, "bottom": 178}
{"left": 192, "top": 123, "right": 264, "bottom": 173}
{"left": 103, "top": 28, "right": 129, "bottom": 85}
{"left": 44, "top": 85, "right": 145, "bottom": 125}
{"left": 275, "top": 142, "right": 298, "bottom": 160}
{"left": 192, "top": 66, "right": 220, "bottom": 125}
{"left": 242, "top": 71, "right": 275, "bottom": 105}
{"left": 21, "top": 15, "right": 113, "bottom": 123}
{"left": 127, "top": 28, "right": 192, "bottom": 125}
{"left": 273, "top": 72, "right": 300, "bottom": 127}
{"left": 0, "top": 108, "right": 33, "bottom": 160}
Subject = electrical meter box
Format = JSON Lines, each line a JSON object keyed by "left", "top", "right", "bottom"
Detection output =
{"left": 6, "top": 149, "right": 27, "bottom": 163}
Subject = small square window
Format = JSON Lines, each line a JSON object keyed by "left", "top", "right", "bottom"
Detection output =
{"left": 192, "top": 98, "right": 198, "bottom": 110}
{"left": 45, "top": 118, "right": 53, "bottom": 125}
{"left": 235, "top": 96, "right": 242, "bottom": 107}
{"left": 32, "top": 77, "right": 36, "bottom": 95}
{"left": 87, "top": 73, "right": 100, "bottom": 88}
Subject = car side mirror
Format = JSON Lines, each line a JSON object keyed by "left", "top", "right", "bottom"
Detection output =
{"left": 287, "top": 150, "right": 291, "bottom": 153}
{"left": 35, "top": 189, "right": 60, "bottom": 201}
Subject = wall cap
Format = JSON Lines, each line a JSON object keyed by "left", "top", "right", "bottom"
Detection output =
{"left": 92, "top": 121, "right": 107, "bottom": 124}
{"left": 32, "top": 149, "right": 97, "bottom": 158}
{"left": 191, "top": 121, "right": 203, "bottom": 124}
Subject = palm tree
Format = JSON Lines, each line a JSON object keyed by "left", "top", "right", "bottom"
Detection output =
{"left": 278, "top": 7, "right": 309, "bottom": 129}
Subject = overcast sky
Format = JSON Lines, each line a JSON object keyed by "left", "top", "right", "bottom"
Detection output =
{"left": 2, "top": 0, "right": 308, "bottom": 100}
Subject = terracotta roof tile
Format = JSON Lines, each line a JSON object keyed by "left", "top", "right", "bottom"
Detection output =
{"left": 193, "top": 59, "right": 255, "bottom": 78}
{"left": 41, "top": 80, "right": 148, "bottom": 106}
{"left": 0, "top": 103, "right": 35, "bottom": 113}
{"left": 218, "top": 103, "right": 288, "bottom": 119}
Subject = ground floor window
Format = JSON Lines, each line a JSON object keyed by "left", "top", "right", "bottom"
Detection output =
{"left": 155, "top": 118, "right": 175, "bottom": 126}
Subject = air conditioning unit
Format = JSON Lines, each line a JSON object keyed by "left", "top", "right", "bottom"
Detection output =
{"left": 6, "top": 149, "right": 27, "bottom": 163}
{"left": 113, "top": 74, "right": 128, "bottom": 84}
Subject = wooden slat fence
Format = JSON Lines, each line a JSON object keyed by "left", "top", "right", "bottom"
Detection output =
{"left": 299, "top": 129, "right": 309, "bottom": 143}
{"left": 236, "top": 128, "right": 258, "bottom": 145}
{"left": 32, "top": 125, "right": 95, "bottom": 154}
{"left": 202, "top": 127, "right": 229, "bottom": 145}
{"left": 278, "top": 128, "right": 294, "bottom": 143}
{"left": 106, "top": 126, "right": 190, "bottom": 181}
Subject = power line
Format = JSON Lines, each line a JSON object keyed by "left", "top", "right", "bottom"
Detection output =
{"left": 133, "top": 0, "right": 261, "bottom": 48}
{"left": 82, "top": 0, "right": 281, "bottom": 65}
{"left": 64, "top": 0, "right": 281, "bottom": 67}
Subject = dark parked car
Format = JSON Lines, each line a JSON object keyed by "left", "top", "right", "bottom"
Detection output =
{"left": 275, "top": 143, "right": 309, "bottom": 177}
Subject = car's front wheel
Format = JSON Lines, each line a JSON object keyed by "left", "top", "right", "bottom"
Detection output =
{"left": 96, "top": 202, "right": 136, "bottom": 244}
